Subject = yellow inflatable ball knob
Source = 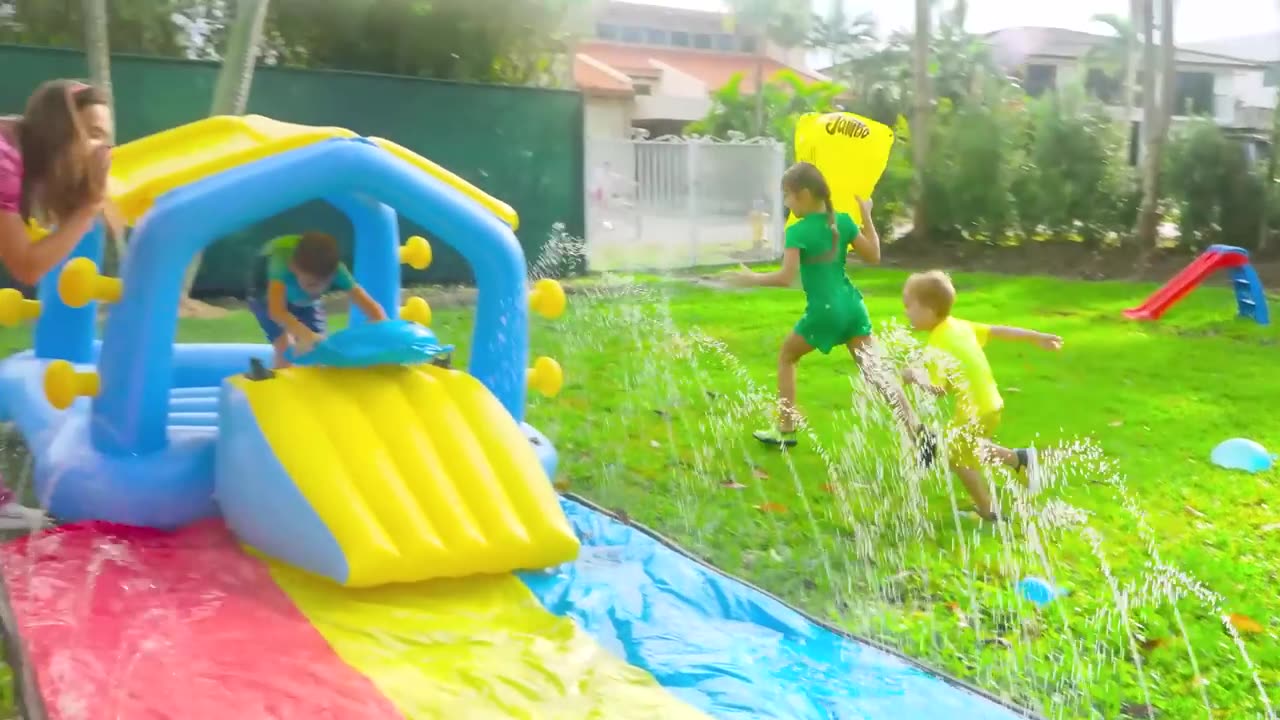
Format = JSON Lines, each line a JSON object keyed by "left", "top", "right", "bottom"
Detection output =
{"left": 527, "top": 356, "right": 563, "bottom": 398}
{"left": 0, "top": 289, "right": 41, "bottom": 327}
{"left": 400, "top": 235, "right": 433, "bottom": 271}
{"left": 529, "top": 278, "right": 566, "bottom": 320}
{"left": 400, "top": 296, "right": 432, "bottom": 327}
{"left": 58, "top": 257, "right": 122, "bottom": 308}
{"left": 44, "top": 360, "right": 100, "bottom": 411}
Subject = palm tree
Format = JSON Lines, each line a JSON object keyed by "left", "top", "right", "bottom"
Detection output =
{"left": 912, "top": 0, "right": 932, "bottom": 240}
{"left": 1136, "top": 0, "right": 1175, "bottom": 251}
{"left": 1085, "top": 13, "right": 1138, "bottom": 109}
{"left": 210, "top": 0, "right": 270, "bottom": 116}
{"left": 182, "top": 0, "right": 271, "bottom": 307}
{"left": 809, "top": 1, "right": 877, "bottom": 74}
{"left": 726, "top": 0, "right": 811, "bottom": 137}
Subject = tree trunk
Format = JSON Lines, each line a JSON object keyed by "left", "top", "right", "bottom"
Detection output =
{"left": 1260, "top": 94, "right": 1279, "bottom": 251}
{"left": 1124, "top": 0, "right": 1140, "bottom": 137}
{"left": 1159, "top": 0, "right": 1176, "bottom": 132}
{"left": 183, "top": 0, "right": 270, "bottom": 302}
{"left": 753, "top": 55, "right": 766, "bottom": 137}
{"left": 83, "top": 0, "right": 112, "bottom": 114}
{"left": 83, "top": 0, "right": 128, "bottom": 268}
{"left": 1135, "top": 0, "right": 1162, "bottom": 251}
{"left": 210, "top": 0, "right": 270, "bottom": 116}
{"left": 1266, "top": 0, "right": 1280, "bottom": 251}
{"left": 911, "top": 0, "right": 931, "bottom": 240}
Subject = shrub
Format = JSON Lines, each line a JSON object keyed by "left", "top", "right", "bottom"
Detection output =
{"left": 1164, "top": 119, "right": 1270, "bottom": 250}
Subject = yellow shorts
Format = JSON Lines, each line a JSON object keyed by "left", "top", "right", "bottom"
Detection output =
{"left": 947, "top": 411, "right": 1002, "bottom": 469}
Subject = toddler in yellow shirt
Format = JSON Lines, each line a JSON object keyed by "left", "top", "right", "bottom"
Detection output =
{"left": 901, "top": 270, "right": 1062, "bottom": 521}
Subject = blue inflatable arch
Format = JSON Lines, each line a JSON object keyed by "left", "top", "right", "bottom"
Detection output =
{"left": 91, "top": 137, "right": 530, "bottom": 456}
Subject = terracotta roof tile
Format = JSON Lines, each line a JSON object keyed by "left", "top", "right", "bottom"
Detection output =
{"left": 574, "top": 53, "right": 635, "bottom": 96}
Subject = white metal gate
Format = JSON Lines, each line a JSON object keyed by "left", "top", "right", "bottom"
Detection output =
{"left": 585, "top": 133, "right": 787, "bottom": 272}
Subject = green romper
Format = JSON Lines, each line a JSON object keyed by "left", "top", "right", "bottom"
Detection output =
{"left": 786, "top": 212, "right": 873, "bottom": 353}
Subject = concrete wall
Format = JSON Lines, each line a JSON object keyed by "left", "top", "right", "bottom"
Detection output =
{"left": 634, "top": 94, "right": 711, "bottom": 123}
{"left": 585, "top": 95, "right": 634, "bottom": 139}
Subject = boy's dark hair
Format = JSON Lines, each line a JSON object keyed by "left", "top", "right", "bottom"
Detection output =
{"left": 292, "top": 232, "right": 341, "bottom": 277}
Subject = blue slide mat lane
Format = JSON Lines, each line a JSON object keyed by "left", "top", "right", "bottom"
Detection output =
{"left": 520, "top": 497, "right": 1032, "bottom": 720}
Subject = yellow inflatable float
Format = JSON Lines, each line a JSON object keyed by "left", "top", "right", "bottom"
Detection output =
{"left": 787, "top": 112, "right": 896, "bottom": 229}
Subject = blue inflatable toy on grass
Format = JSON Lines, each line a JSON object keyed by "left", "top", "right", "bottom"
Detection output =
{"left": 286, "top": 319, "right": 453, "bottom": 367}
{"left": 1210, "top": 438, "right": 1275, "bottom": 473}
{"left": 1017, "top": 577, "right": 1069, "bottom": 608}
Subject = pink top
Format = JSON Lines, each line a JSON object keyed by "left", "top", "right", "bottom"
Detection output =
{"left": 0, "top": 127, "right": 22, "bottom": 215}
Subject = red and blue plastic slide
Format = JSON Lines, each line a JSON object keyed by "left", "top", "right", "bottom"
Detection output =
{"left": 1124, "top": 244, "right": 1270, "bottom": 325}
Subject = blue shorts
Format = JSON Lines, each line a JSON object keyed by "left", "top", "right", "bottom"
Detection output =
{"left": 248, "top": 296, "right": 326, "bottom": 343}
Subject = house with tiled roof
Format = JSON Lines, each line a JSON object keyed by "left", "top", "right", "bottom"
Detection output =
{"left": 574, "top": 0, "right": 825, "bottom": 139}
{"left": 984, "top": 26, "right": 1273, "bottom": 131}
{"left": 1185, "top": 31, "right": 1279, "bottom": 128}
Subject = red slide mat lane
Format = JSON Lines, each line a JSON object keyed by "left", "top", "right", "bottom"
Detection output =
{"left": 0, "top": 521, "right": 405, "bottom": 720}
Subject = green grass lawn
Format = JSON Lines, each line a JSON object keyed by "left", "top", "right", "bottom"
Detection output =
{"left": 0, "top": 268, "right": 1276, "bottom": 719}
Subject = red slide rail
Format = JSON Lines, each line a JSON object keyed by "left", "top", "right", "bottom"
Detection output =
{"left": 1123, "top": 249, "right": 1248, "bottom": 321}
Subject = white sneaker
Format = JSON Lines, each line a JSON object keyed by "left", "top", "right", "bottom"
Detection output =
{"left": 0, "top": 501, "right": 48, "bottom": 531}
{"left": 1023, "top": 447, "right": 1042, "bottom": 495}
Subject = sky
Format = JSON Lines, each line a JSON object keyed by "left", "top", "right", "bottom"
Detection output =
{"left": 646, "top": 0, "right": 1280, "bottom": 43}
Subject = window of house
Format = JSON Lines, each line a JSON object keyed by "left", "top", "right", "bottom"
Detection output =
{"left": 739, "top": 36, "right": 758, "bottom": 53}
{"left": 716, "top": 33, "right": 736, "bottom": 52}
{"left": 671, "top": 31, "right": 691, "bottom": 47}
{"left": 597, "top": 23, "right": 618, "bottom": 41}
{"left": 693, "top": 33, "right": 713, "bottom": 50}
{"left": 620, "top": 26, "right": 643, "bottom": 43}
{"left": 1175, "top": 71, "right": 1215, "bottom": 115}
{"left": 1264, "top": 64, "right": 1280, "bottom": 87}
{"left": 1085, "top": 68, "right": 1120, "bottom": 105}
{"left": 646, "top": 28, "right": 669, "bottom": 45}
{"left": 1023, "top": 64, "right": 1057, "bottom": 97}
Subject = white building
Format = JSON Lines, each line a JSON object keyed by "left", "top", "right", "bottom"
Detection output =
{"left": 572, "top": 0, "right": 825, "bottom": 140}
{"left": 1185, "top": 31, "right": 1279, "bottom": 130}
{"left": 984, "top": 26, "right": 1273, "bottom": 131}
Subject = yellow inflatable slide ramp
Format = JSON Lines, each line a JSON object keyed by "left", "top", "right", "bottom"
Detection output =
{"left": 216, "top": 364, "right": 580, "bottom": 588}
{"left": 108, "top": 115, "right": 519, "bottom": 228}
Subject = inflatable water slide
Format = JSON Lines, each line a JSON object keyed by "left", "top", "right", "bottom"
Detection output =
{"left": 0, "top": 114, "right": 1032, "bottom": 719}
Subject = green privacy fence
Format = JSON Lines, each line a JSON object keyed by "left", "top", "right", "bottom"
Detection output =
{"left": 0, "top": 44, "right": 585, "bottom": 295}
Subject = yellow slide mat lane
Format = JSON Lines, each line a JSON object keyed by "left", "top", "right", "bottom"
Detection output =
{"left": 268, "top": 561, "right": 711, "bottom": 720}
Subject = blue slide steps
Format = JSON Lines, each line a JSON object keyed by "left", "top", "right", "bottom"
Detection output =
{"left": 1228, "top": 264, "right": 1269, "bottom": 325}
{"left": 1210, "top": 245, "right": 1269, "bottom": 326}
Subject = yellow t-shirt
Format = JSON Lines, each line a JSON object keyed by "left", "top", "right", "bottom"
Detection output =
{"left": 924, "top": 316, "right": 1003, "bottom": 421}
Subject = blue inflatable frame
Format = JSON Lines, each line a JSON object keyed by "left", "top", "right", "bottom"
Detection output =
{"left": 0, "top": 137, "right": 532, "bottom": 527}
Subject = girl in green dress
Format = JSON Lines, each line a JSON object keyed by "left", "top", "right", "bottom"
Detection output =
{"left": 727, "top": 162, "right": 933, "bottom": 464}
